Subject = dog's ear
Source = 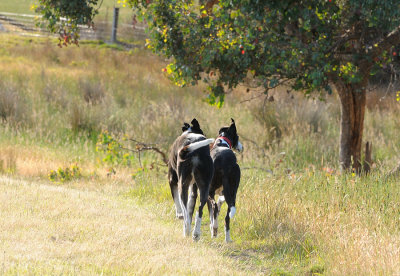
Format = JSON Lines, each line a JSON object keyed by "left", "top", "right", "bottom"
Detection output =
{"left": 228, "top": 118, "right": 237, "bottom": 135}
{"left": 191, "top": 118, "right": 201, "bottom": 129}
{"left": 218, "top": 127, "right": 228, "bottom": 136}
{"left": 191, "top": 118, "right": 204, "bottom": 135}
{"left": 181, "top": 122, "right": 190, "bottom": 132}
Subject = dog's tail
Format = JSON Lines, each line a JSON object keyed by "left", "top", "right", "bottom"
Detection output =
{"left": 187, "top": 138, "right": 214, "bottom": 152}
{"left": 179, "top": 138, "right": 214, "bottom": 158}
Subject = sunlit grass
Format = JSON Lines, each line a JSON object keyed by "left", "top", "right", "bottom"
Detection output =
{"left": 0, "top": 33, "right": 400, "bottom": 274}
{"left": 0, "top": 0, "right": 135, "bottom": 22}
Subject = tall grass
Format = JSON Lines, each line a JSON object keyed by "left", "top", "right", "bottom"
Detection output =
{"left": 1, "top": 33, "right": 400, "bottom": 274}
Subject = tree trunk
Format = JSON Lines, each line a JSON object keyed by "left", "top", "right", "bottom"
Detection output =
{"left": 334, "top": 82, "right": 367, "bottom": 173}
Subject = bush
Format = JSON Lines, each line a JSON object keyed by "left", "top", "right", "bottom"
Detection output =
{"left": 48, "top": 164, "right": 82, "bottom": 182}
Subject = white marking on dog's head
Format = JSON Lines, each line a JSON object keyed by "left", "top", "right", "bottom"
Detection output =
{"left": 181, "top": 127, "right": 192, "bottom": 136}
{"left": 235, "top": 141, "right": 243, "bottom": 152}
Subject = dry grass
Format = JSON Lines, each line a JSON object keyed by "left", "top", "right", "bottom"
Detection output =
{"left": 0, "top": 176, "right": 262, "bottom": 275}
{"left": 0, "top": 33, "right": 400, "bottom": 274}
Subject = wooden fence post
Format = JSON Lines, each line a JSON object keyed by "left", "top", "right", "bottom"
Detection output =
{"left": 111, "top": 7, "right": 119, "bottom": 43}
{"left": 363, "top": 141, "right": 372, "bottom": 174}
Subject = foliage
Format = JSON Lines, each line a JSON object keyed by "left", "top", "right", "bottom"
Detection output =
{"left": 130, "top": 0, "right": 400, "bottom": 103}
{"left": 96, "top": 130, "right": 167, "bottom": 175}
{"left": 34, "top": 0, "right": 100, "bottom": 46}
{"left": 35, "top": 0, "right": 400, "bottom": 171}
{"left": 36, "top": 0, "right": 400, "bottom": 104}
{"left": 96, "top": 130, "right": 133, "bottom": 166}
{"left": 48, "top": 163, "right": 81, "bottom": 182}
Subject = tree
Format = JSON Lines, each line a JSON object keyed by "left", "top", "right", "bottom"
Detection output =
{"left": 37, "top": 0, "right": 400, "bottom": 172}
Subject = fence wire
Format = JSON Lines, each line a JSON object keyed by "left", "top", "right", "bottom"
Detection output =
{"left": 0, "top": 11, "right": 146, "bottom": 44}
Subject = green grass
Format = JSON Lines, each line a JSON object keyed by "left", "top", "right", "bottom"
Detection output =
{"left": 1, "top": 32, "right": 400, "bottom": 274}
{"left": 0, "top": 0, "right": 35, "bottom": 14}
{"left": 0, "top": 0, "right": 135, "bottom": 22}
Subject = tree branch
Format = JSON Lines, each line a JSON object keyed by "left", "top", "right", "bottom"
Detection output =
{"left": 121, "top": 142, "right": 168, "bottom": 167}
{"left": 325, "top": 33, "right": 361, "bottom": 55}
{"left": 371, "top": 25, "right": 400, "bottom": 59}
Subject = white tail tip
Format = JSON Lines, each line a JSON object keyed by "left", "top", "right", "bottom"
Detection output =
{"left": 229, "top": 206, "right": 236, "bottom": 218}
{"left": 187, "top": 138, "right": 214, "bottom": 152}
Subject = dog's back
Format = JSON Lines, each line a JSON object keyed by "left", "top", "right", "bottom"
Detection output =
{"left": 212, "top": 147, "right": 238, "bottom": 173}
{"left": 169, "top": 132, "right": 212, "bottom": 172}
{"left": 210, "top": 147, "right": 240, "bottom": 205}
{"left": 168, "top": 119, "right": 214, "bottom": 240}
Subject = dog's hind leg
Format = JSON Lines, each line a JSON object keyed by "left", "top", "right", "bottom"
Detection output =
{"left": 217, "top": 194, "right": 225, "bottom": 211}
{"left": 207, "top": 193, "right": 219, "bottom": 238}
{"left": 192, "top": 163, "right": 213, "bottom": 241}
{"left": 187, "top": 183, "right": 198, "bottom": 229}
{"left": 193, "top": 186, "right": 209, "bottom": 241}
{"left": 223, "top": 184, "right": 233, "bottom": 242}
{"left": 178, "top": 179, "right": 191, "bottom": 237}
{"left": 223, "top": 165, "right": 240, "bottom": 243}
{"left": 173, "top": 185, "right": 184, "bottom": 219}
{"left": 169, "top": 167, "right": 183, "bottom": 219}
{"left": 224, "top": 208, "right": 233, "bottom": 243}
{"left": 207, "top": 199, "right": 214, "bottom": 237}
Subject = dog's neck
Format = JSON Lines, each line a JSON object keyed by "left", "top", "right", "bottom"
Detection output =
{"left": 214, "top": 136, "right": 232, "bottom": 149}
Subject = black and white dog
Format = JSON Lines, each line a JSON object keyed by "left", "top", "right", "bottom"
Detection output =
{"left": 208, "top": 118, "right": 243, "bottom": 242}
{"left": 168, "top": 118, "right": 214, "bottom": 241}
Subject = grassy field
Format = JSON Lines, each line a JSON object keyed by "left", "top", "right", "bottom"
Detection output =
{"left": 0, "top": 0, "right": 134, "bottom": 22}
{"left": 0, "top": 0, "right": 34, "bottom": 14}
{"left": 1, "top": 32, "right": 400, "bottom": 275}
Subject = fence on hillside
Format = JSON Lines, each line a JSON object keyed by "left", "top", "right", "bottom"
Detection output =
{"left": 0, "top": 10, "right": 146, "bottom": 45}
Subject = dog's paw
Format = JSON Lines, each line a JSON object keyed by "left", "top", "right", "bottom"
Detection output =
{"left": 210, "top": 224, "right": 218, "bottom": 237}
{"left": 225, "top": 237, "right": 233, "bottom": 243}
{"left": 225, "top": 229, "right": 233, "bottom": 243}
{"left": 184, "top": 230, "right": 190, "bottom": 237}
{"left": 192, "top": 232, "right": 201, "bottom": 241}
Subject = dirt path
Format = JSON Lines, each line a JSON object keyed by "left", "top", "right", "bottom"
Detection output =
{"left": 0, "top": 176, "right": 260, "bottom": 275}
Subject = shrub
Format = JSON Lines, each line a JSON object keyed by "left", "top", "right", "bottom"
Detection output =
{"left": 48, "top": 163, "right": 82, "bottom": 182}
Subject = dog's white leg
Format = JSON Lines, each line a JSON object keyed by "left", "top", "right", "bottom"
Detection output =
{"left": 173, "top": 186, "right": 183, "bottom": 219}
{"left": 229, "top": 206, "right": 236, "bottom": 218}
{"left": 211, "top": 213, "right": 218, "bottom": 238}
{"left": 193, "top": 212, "right": 202, "bottom": 241}
{"left": 187, "top": 185, "right": 195, "bottom": 226}
{"left": 209, "top": 206, "right": 215, "bottom": 238}
{"left": 184, "top": 214, "right": 191, "bottom": 237}
{"left": 179, "top": 197, "right": 190, "bottom": 237}
{"left": 225, "top": 226, "right": 232, "bottom": 243}
{"left": 209, "top": 201, "right": 219, "bottom": 238}
{"left": 217, "top": 195, "right": 225, "bottom": 211}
